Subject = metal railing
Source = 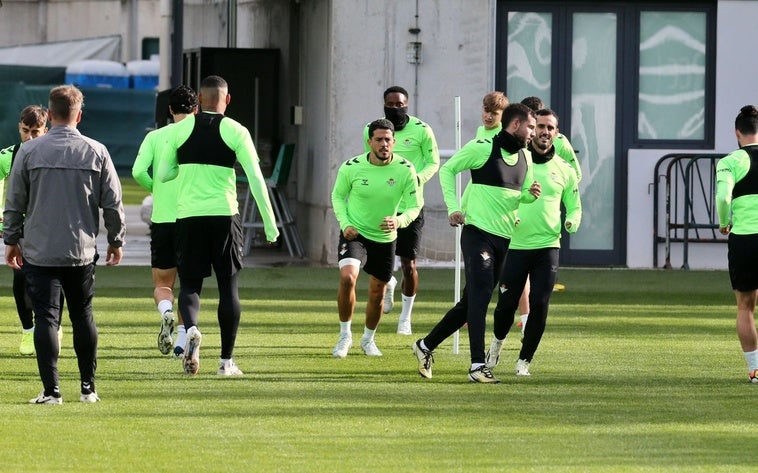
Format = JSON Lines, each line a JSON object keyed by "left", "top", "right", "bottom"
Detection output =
{"left": 652, "top": 153, "right": 726, "bottom": 269}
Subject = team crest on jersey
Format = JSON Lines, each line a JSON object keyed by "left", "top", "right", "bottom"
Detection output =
{"left": 361, "top": 179, "right": 369, "bottom": 186}
{"left": 403, "top": 138, "right": 412, "bottom": 147}
{"left": 387, "top": 178, "right": 396, "bottom": 186}
{"left": 550, "top": 172, "right": 558, "bottom": 181}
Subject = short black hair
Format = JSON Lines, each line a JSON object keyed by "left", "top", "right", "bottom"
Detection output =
{"left": 502, "top": 103, "right": 535, "bottom": 127}
{"left": 200, "top": 75, "right": 228, "bottom": 90}
{"left": 383, "top": 86, "right": 409, "bottom": 101}
{"left": 169, "top": 85, "right": 198, "bottom": 114}
{"left": 736, "top": 105, "right": 758, "bottom": 135}
{"left": 520, "top": 96, "right": 545, "bottom": 112}
{"left": 535, "top": 108, "right": 559, "bottom": 125}
{"left": 368, "top": 118, "right": 395, "bottom": 138}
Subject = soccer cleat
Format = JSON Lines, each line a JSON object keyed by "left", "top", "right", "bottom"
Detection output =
{"left": 183, "top": 326, "right": 202, "bottom": 375}
{"left": 412, "top": 340, "right": 434, "bottom": 379}
{"left": 158, "top": 311, "right": 175, "bottom": 355}
{"left": 332, "top": 333, "right": 352, "bottom": 359}
{"left": 79, "top": 392, "right": 100, "bottom": 403}
{"left": 19, "top": 330, "right": 34, "bottom": 356}
{"left": 217, "top": 359, "right": 244, "bottom": 376}
{"left": 30, "top": 392, "right": 62, "bottom": 405}
{"left": 361, "top": 338, "right": 383, "bottom": 356}
{"left": 515, "top": 359, "right": 531, "bottom": 376}
{"left": 173, "top": 345, "right": 185, "bottom": 360}
{"left": 467, "top": 365, "right": 500, "bottom": 384}
{"left": 397, "top": 318, "right": 412, "bottom": 335}
{"left": 749, "top": 369, "right": 758, "bottom": 384}
{"left": 383, "top": 276, "right": 397, "bottom": 314}
{"left": 485, "top": 338, "right": 504, "bottom": 369}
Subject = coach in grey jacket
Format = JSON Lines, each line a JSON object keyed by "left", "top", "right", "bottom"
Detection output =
{"left": 3, "top": 85, "right": 125, "bottom": 405}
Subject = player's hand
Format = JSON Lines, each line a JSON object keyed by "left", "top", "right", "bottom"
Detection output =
{"left": 529, "top": 181, "right": 541, "bottom": 199}
{"left": 4, "top": 244, "right": 22, "bottom": 270}
{"left": 105, "top": 245, "right": 123, "bottom": 266}
{"left": 343, "top": 226, "right": 359, "bottom": 241}
{"left": 381, "top": 216, "right": 399, "bottom": 234}
{"left": 719, "top": 225, "right": 731, "bottom": 235}
{"left": 448, "top": 211, "right": 465, "bottom": 227}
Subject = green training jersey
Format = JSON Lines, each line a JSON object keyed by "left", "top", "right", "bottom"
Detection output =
{"left": 716, "top": 143, "right": 758, "bottom": 235}
{"left": 0, "top": 143, "right": 20, "bottom": 232}
{"left": 332, "top": 153, "right": 420, "bottom": 243}
{"left": 510, "top": 148, "right": 582, "bottom": 249}
{"left": 439, "top": 136, "right": 536, "bottom": 239}
{"left": 363, "top": 115, "right": 439, "bottom": 210}
{"left": 158, "top": 112, "right": 279, "bottom": 242}
{"left": 131, "top": 124, "right": 179, "bottom": 223}
{"left": 475, "top": 124, "right": 502, "bottom": 140}
{"left": 552, "top": 134, "right": 582, "bottom": 181}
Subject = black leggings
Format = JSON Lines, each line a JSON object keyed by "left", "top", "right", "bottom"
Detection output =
{"left": 179, "top": 272, "right": 241, "bottom": 360}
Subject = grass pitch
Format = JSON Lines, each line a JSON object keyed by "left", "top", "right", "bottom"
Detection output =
{"left": 1, "top": 266, "right": 755, "bottom": 472}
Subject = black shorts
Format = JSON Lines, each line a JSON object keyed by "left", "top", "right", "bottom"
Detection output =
{"left": 395, "top": 209, "right": 424, "bottom": 259}
{"left": 150, "top": 222, "right": 178, "bottom": 270}
{"left": 728, "top": 233, "right": 758, "bottom": 291}
{"left": 337, "top": 232, "right": 396, "bottom": 282}
{"left": 175, "top": 215, "right": 244, "bottom": 279}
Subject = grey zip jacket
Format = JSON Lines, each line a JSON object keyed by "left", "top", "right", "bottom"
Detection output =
{"left": 2, "top": 125, "right": 125, "bottom": 266}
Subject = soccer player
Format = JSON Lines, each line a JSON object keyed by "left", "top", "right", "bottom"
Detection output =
{"left": 132, "top": 85, "right": 198, "bottom": 358}
{"left": 485, "top": 109, "right": 582, "bottom": 376}
{"left": 1, "top": 105, "right": 48, "bottom": 355}
{"left": 4, "top": 85, "right": 125, "bottom": 404}
{"left": 475, "top": 91, "right": 509, "bottom": 139}
{"left": 158, "top": 75, "right": 279, "bottom": 376}
{"left": 715, "top": 104, "right": 758, "bottom": 383}
{"left": 364, "top": 86, "right": 439, "bottom": 335}
{"left": 332, "top": 119, "right": 421, "bottom": 358}
{"left": 411, "top": 103, "right": 540, "bottom": 383}
{"left": 516, "top": 96, "right": 583, "bottom": 335}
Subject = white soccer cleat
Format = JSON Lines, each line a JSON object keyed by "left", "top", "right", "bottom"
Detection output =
{"left": 217, "top": 359, "right": 244, "bottom": 376}
{"left": 467, "top": 365, "right": 500, "bottom": 384}
{"left": 412, "top": 340, "right": 434, "bottom": 379}
{"left": 183, "top": 326, "right": 202, "bottom": 375}
{"left": 397, "top": 318, "right": 412, "bottom": 335}
{"left": 79, "top": 392, "right": 100, "bottom": 403}
{"left": 383, "top": 276, "right": 397, "bottom": 314}
{"left": 515, "top": 359, "right": 531, "bottom": 376}
{"left": 485, "top": 338, "right": 504, "bottom": 369}
{"left": 361, "top": 337, "right": 383, "bottom": 356}
{"left": 332, "top": 333, "right": 352, "bottom": 358}
{"left": 30, "top": 392, "right": 62, "bottom": 405}
{"left": 158, "top": 311, "right": 175, "bottom": 355}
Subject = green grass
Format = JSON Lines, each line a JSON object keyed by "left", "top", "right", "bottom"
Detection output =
{"left": 1, "top": 267, "right": 755, "bottom": 472}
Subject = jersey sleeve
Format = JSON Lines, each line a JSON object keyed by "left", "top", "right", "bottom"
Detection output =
{"left": 226, "top": 120, "right": 280, "bottom": 243}
{"left": 716, "top": 155, "right": 736, "bottom": 228}
{"left": 157, "top": 121, "right": 181, "bottom": 183}
{"left": 519, "top": 150, "right": 537, "bottom": 204}
{"left": 396, "top": 166, "right": 421, "bottom": 228}
{"left": 439, "top": 139, "right": 488, "bottom": 215}
{"left": 415, "top": 125, "right": 440, "bottom": 185}
{"left": 561, "top": 162, "right": 582, "bottom": 233}
{"left": 555, "top": 134, "right": 582, "bottom": 181}
{"left": 331, "top": 161, "right": 352, "bottom": 231}
{"left": 132, "top": 131, "right": 156, "bottom": 191}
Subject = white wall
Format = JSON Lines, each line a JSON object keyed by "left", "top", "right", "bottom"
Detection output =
{"left": 626, "top": 1, "right": 758, "bottom": 270}
{"left": 301, "top": 0, "right": 494, "bottom": 264}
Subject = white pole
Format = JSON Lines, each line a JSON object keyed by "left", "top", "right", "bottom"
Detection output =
{"left": 453, "top": 96, "right": 462, "bottom": 354}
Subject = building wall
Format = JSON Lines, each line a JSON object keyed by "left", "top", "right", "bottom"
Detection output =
{"left": 297, "top": 0, "right": 494, "bottom": 265}
{"left": 626, "top": 0, "right": 758, "bottom": 270}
